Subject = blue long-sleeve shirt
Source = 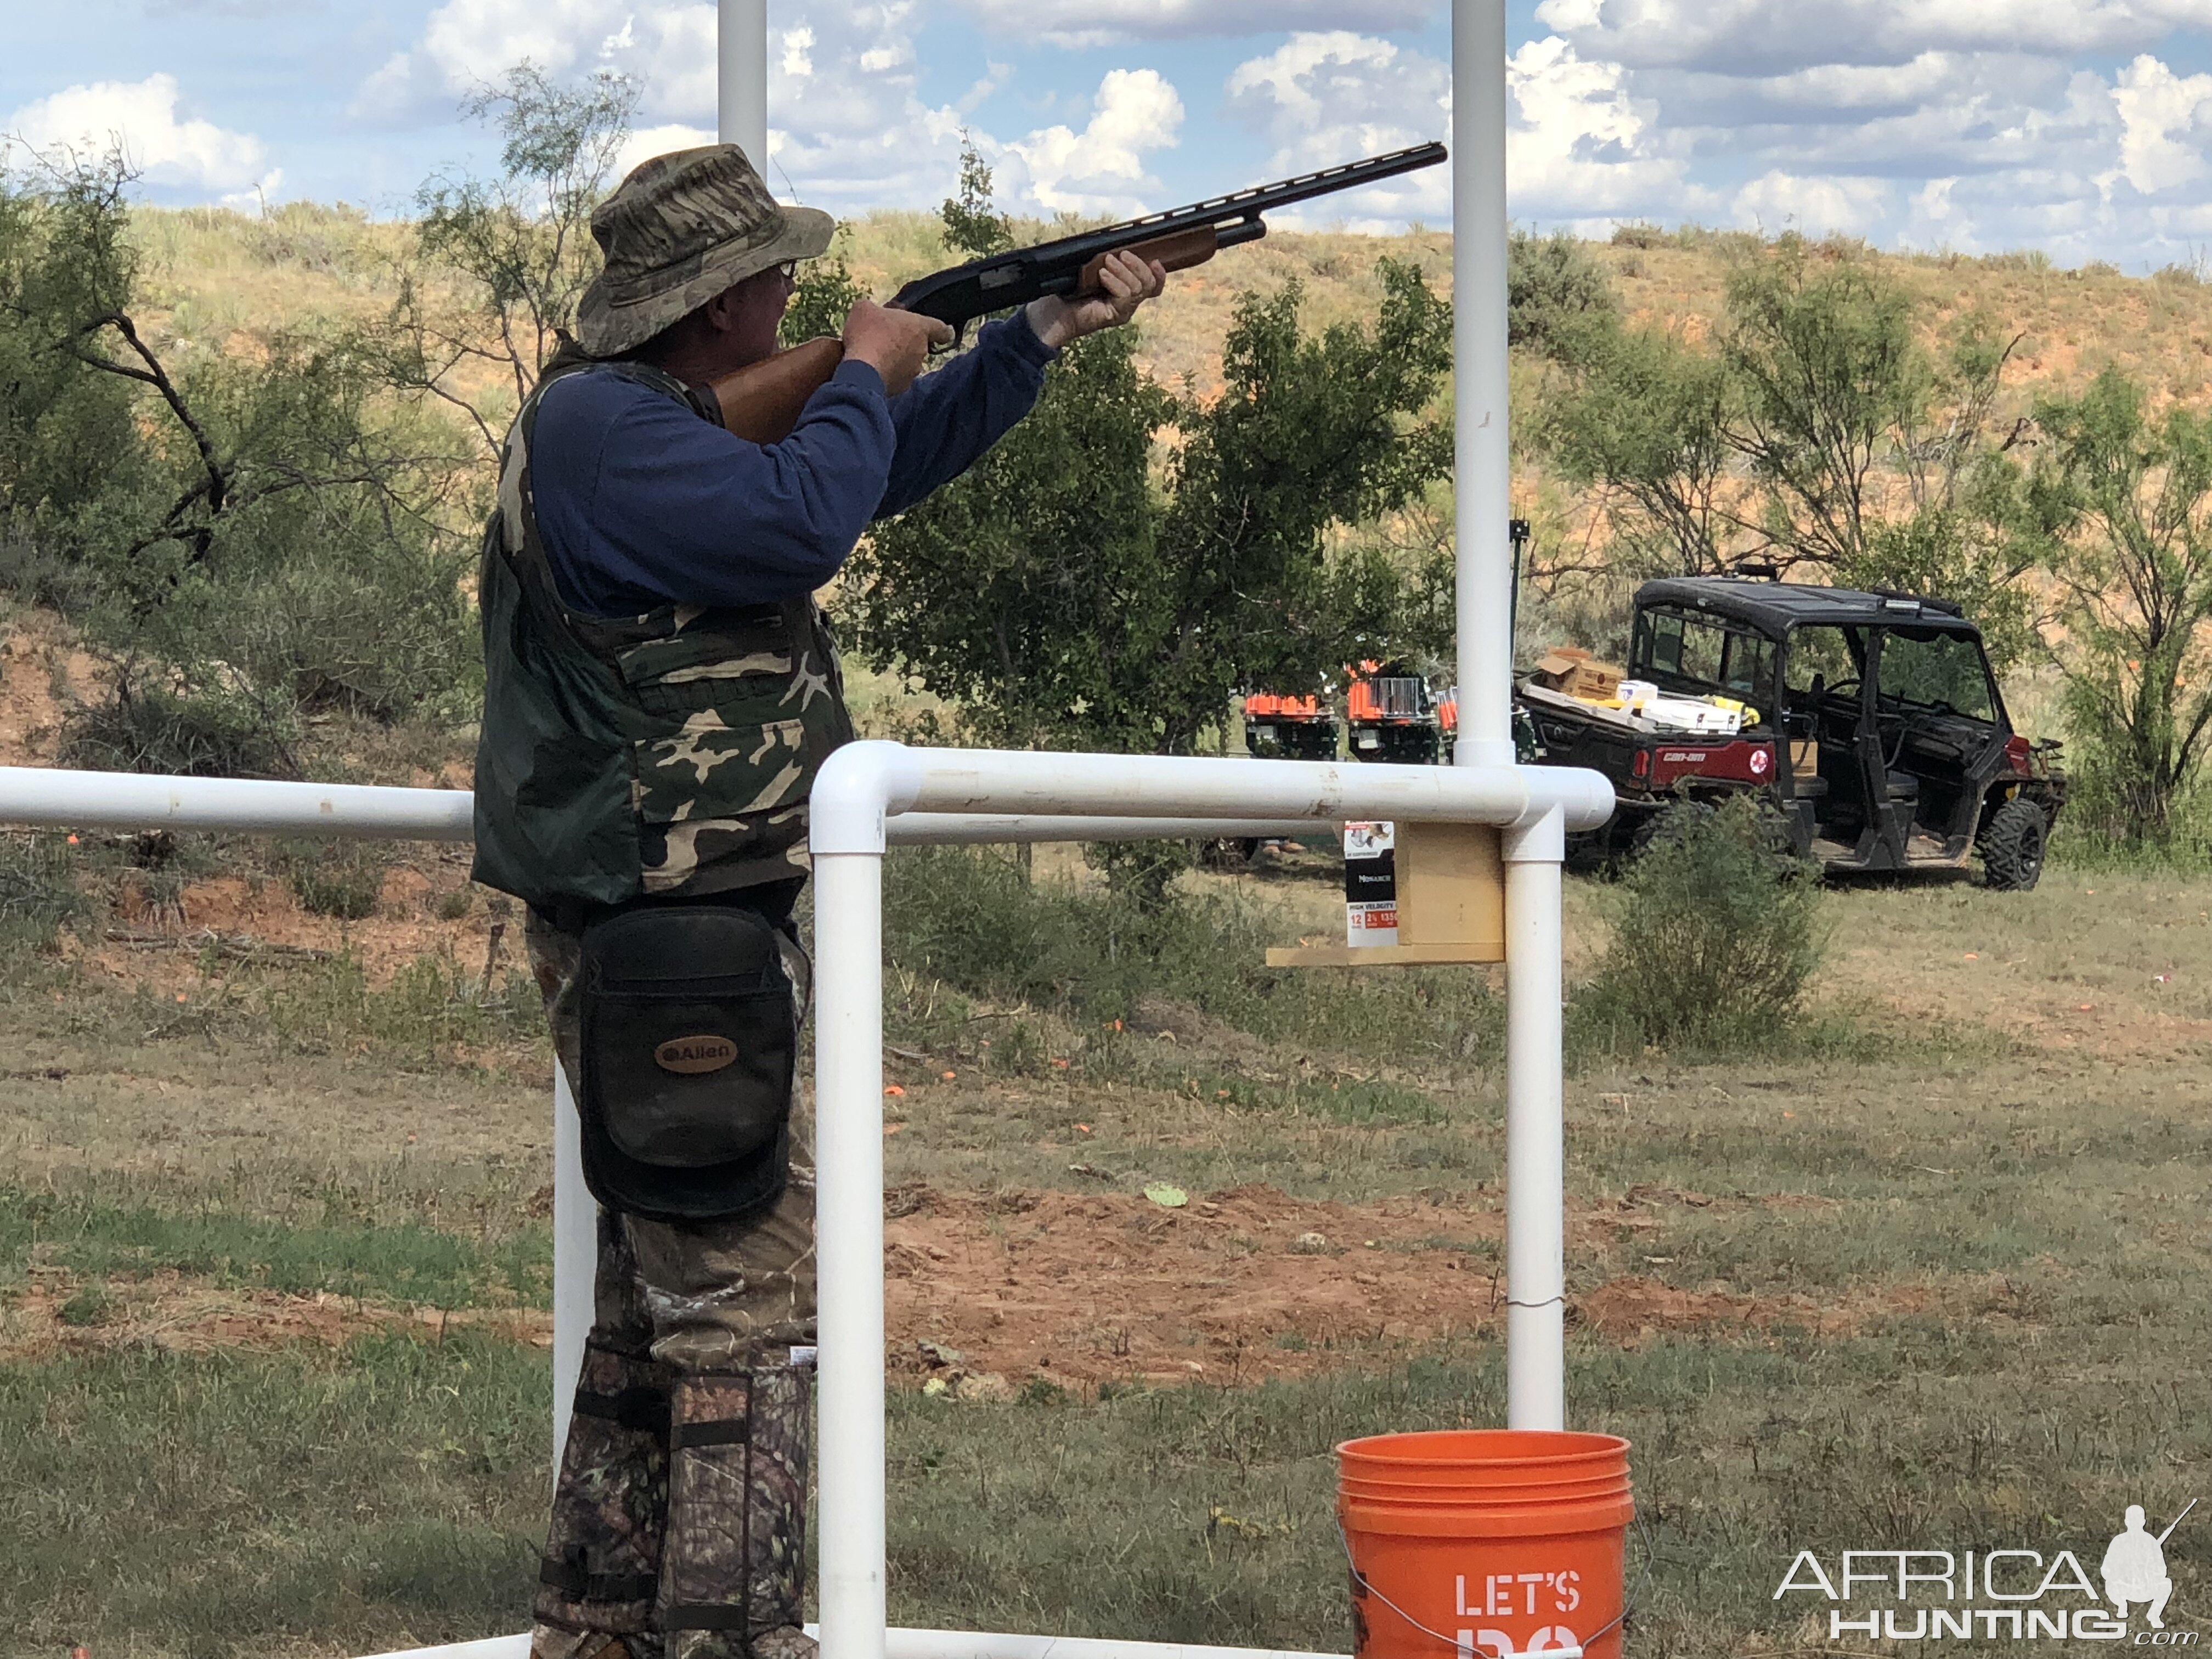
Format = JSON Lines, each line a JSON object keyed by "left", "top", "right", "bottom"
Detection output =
{"left": 529, "top": 313, "right": 1059, "bottom": 618}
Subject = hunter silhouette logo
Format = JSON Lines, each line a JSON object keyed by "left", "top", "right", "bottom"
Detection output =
{"left": 2104, "top": 1500, "right": 2193, "bottom": 1630}
{"left": 654, "top": 1035, "right": 738, "bottom": 1075}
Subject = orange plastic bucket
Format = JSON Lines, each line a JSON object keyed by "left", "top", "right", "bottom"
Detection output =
{"left": 1338, "top": 1431, "right": 1633, "bottom": 1659}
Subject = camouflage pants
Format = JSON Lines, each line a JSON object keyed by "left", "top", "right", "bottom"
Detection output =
{"left": 527, "top": 905, "right": 817, "bottom": 1659}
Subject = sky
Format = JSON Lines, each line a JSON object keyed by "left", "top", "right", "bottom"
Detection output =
{"left": 8, "top": 1, "right": 2212, "bottom": 269}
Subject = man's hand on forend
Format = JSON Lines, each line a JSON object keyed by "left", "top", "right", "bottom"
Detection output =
{"left": 1027, "top": 250, "right": 1169, "bottom": 350}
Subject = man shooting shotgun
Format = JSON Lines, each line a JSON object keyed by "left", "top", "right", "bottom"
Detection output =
{"left": 714, "top": 140, "right": 1449, "bottom": 443}
{"left": 470, "top": 135, "right": 1444, "bottom": 1659}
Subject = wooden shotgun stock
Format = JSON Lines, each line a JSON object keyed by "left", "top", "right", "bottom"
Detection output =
{"left": 710, "top": 335, "right": 847, "bottom": 445}
{"left": 707, "top": 224, "right": 1233, "bottom": 446}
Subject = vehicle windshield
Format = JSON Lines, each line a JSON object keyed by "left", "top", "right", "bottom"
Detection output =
{"left": 1880, "top": 628, "right": 1997, "bottom": 721}
{"left": 1785, "top": 625, "right": 1861, "bottom": 698}
{"left": 1634, "top": 608, "right": 1778, "bottom": 709}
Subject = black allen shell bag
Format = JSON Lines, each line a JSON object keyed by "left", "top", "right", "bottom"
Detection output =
{"left": 577, "top": 904, "right": 798, "bottom": 1223}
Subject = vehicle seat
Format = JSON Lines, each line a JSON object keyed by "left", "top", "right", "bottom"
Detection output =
{"left": 1791, "top": 774, "right": 1829, "bottom": 799}
{"left": 1885, "top": 771, "right": 1920, "bottom": 802}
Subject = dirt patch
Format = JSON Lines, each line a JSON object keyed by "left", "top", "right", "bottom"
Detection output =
{"left": 882, "top": 1182, "right": 1892, "bottom": 1392}
{"left": 2, "top": 1270, "right": 551, "bottom": 1362}
{"left": 86, "top": 868, "right": 503, "bottom": 987}
{"left": 0, "top": 613, "right": 101, "bottom": 768}
{"left": 886, "top": 1182, "right": 1500, "bottom": 1390}
{"left": 1576, "top": 1275, "right": 1933, "bottom": 1344}
{"left": 5, "top": 1189, "right": 1963, "bottom": 1386}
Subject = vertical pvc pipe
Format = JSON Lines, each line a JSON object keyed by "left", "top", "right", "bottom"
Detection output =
{"left": 1452, "top": 0, "right": 1515, "bottom": 770}
{"left": 1502, "top": 809, "right": 1566, "bottom": 1431}
{"left": 718, "top": 0, "right": 770, "bottom": 170}
{"left": 551, "top": 1064, "right": 596, "bottom": 1468}
{"left": 814, "top": 851, "right": 889, "bottom": 1659}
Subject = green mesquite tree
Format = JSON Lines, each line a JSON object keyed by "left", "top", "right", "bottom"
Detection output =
{"left": 2033, "top": 365, "right": 2212, "bottom": 843}
{"left": 1543, "top": 321, "right": 1734, "bottom": 578}
{"left": 842, "top": 258, "right": 1453, "bottom": 759}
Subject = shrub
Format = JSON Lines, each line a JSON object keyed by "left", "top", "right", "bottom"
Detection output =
{"left": 0, "top": 830, "right": 87, "bottom": 952}
{"left": 61, "top": 676, "right": 298, "bottom": 778}
{"left": 280, "top": 841, "right": 389, "bottom": 921}
{"left": 1509, "top": 228, "right": 1620, "bottom": 364}
{"left": 878, "top": 846, "right": 1504, "bottom": 1069}
{"left": 1577, "top": 797, "right": 1824, "bottom": 1052}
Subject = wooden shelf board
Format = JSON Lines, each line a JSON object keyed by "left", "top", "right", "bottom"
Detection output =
{"left": 1265, "top": 940, "right": 1505, "bottom": 968}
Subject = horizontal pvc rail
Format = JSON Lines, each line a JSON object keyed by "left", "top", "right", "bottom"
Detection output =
{"left": 811, "top": 743, "right": 1611, "bottom": 1659}
{"left": 820, "top": 743, "right": 1615, "bottom": 849}
{"left": 0, "top": 766, "right": 1318, "bottom": 848}
{"left": 0, "top": 765, "right": 476, "bottom": 839}
{"left": 359, "top": 1631, "right": 1351, "bottom": 1659}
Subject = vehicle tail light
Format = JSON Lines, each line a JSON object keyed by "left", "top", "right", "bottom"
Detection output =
{"left": 1631, "top": 749, "right": 1650, "bottom": 780}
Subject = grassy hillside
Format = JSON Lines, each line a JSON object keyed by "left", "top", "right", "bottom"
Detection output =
{"left": 133, "top": 204, "right": 2212, "bottom": 413}
{"left": 109, "top": 201, "right": 2212, "bottom": 771}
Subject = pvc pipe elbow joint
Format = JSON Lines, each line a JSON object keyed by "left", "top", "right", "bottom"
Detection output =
{"left": 810, "top": 741, "right": 926, "bottom": 856}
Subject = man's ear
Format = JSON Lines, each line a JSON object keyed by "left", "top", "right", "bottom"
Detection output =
{"left": 699, "top": 286, "right": 740, "bottom": 337}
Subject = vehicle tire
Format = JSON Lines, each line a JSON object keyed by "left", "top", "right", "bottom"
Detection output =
{"left": 1627, "top": 799, "right": 1714, "bottom": 860}
{"left": 1980, "top": 798, "right": 2047, "bottom": 891}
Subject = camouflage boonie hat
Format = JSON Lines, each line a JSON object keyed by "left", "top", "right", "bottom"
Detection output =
{"left": 578, "top": 145, "right": 834, "bottom": 357}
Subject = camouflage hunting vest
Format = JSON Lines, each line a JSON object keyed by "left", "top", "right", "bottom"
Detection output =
{"left": 471, "top": 349, "right": 853, "bottom": 912}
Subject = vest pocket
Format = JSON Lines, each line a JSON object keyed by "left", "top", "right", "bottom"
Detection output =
{"left": 616, "top": 612, "right": 794, "bottom": 716}
{"left": 635, "top": 716, "right": 809, "bottom": 826}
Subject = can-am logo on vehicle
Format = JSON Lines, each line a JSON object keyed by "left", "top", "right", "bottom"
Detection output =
{"left": 1776, "top": 1502, "right": 2196, "bottom": 1644}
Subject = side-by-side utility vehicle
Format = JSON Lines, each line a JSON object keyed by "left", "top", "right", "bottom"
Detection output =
{"left": 1519, "top": 577, "right": 2067, "bottom": 890}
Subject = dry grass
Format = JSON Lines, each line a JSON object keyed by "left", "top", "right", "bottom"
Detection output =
{"left": 7, "top": 853, "right": 2212, "bottom": 1653}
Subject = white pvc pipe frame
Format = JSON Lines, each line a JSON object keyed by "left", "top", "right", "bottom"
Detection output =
{"left": 0, "top": 743, "right": 1609, "bottom": 1659}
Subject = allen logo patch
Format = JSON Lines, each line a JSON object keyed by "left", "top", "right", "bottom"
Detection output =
{"left": 655, "top": 1035, "right": 737, "bottom": 1075}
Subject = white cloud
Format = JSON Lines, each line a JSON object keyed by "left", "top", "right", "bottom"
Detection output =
{"left": 218, "top": 169, "right": 284, "bottom": 215}
{"left": 1225, "top": 30, "right": 1709, "bottom": 229}
{"left": 1227, "top": 31, "right": 1446, "bottom": 155}
{"left": 1000, "top": 68, "right": 1184, "bottom": 216}
{"left": 359, "top": 0, "right": 1197, "bottom": 221}
{"left": 5, "top": 74, "right": 274, "bottom": 196}
{"left": 758, "top": 3, "right": 972, "bottom": 211}
{"left": 1223, "top": 33, "right": 1448, "bottom": 224}
{"left": 955, "top": 0, "right": 1434, "bottom": 48}
{"left": 1508, "top": 35, "right": 1699, "bottom": 221}
{"left": 615, "top": 123, "right": 717, "bottom": 180}
{"left": 2111, "top": 53, "right": 2212, "bottom": 194}
{"left": 357, "top": 0, "right": 714, "bottom": 124}
{"left": 1533, "top": 0, "right": 2212, "bottom": 76}
{"left": 1732, "top": 168, "right": 1892, "bottom": 235}
{"left": 1481, "top": 13, "right": 2212, "bottom": 266}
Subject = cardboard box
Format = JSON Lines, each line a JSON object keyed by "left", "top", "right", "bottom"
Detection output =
{"left": 1533, "top": 647, "right": 1626, "bottom": 702}
{"left": 1789, "top": 739, "right": 1818, "bottom": 774}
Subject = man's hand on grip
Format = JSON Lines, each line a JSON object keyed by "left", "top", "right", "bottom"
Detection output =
{"left": 843, "top": 301, "right": 953, "bottom": 397}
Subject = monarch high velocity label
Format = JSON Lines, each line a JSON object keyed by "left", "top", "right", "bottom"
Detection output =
{"left": 1344, "top": 821, "right": 1399, "bottom": 947}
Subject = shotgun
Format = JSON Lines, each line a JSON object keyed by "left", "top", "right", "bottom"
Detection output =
{"left": 710, "top": 140, "right": 1449, "bottom": 444}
